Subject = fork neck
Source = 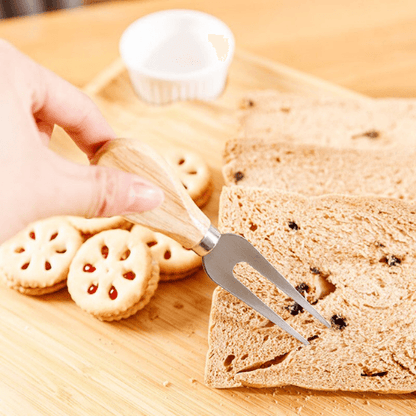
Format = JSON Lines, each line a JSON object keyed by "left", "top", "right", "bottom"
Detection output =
{"left": 192, "top": 225, "right": 221, "bottom": 256}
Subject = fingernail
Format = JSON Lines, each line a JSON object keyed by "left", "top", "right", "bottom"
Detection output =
{"left": 124, "top": 180, "right": 164, "bottom": 214}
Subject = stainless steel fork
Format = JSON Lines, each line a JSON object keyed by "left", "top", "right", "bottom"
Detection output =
{"left": 92, "top": 138, "right": 331, "bottom": 345}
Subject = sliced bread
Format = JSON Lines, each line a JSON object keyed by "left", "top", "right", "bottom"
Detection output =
{"left": 222, "top": 138, "right": 416, "bottom": 201}
{"left": 238, "top": 92, "right": 416, "bottom": 150}
{"left": 205, "top": 186, "right": 416, "bottom": 392}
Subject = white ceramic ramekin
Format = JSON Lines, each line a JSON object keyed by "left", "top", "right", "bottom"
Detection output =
{"left": 119, "top": 9, "right": 235, "bottom": 105}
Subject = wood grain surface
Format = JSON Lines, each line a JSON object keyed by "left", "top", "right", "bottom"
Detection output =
{"left": 0, "top": 48, "right": 413, "bottom": 415}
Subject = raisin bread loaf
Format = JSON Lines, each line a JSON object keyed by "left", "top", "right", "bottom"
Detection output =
{"left": 222, "top": 138, "right": 416, "bottom": 201}
{"left": 238, "top": 91, "right": 416, "bottom": 150}
{"left": 205, "top": 186, "right": 416, "bottom": 392}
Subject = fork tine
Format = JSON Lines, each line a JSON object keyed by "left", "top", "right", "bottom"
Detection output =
{"left": 246, "top": 246, "right": 331, "bottom": 329}
{"left": 202, "top": 232, "right": 329, "bottom": 343}
{"left": 211, "top": 271, "right": 309, "bottom": 345}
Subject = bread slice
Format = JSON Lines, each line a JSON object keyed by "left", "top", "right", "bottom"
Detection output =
{"left": 205, "top": 186, "right": 416, "bottom": 392}
{"left": 239, "top": 90, "right": 416, "bottom": 114}
{"left": 238, "top": 91, "right": 416, "bottom": 150}
{"left": 222, "top": 138, "right": 416, "bottom": 201}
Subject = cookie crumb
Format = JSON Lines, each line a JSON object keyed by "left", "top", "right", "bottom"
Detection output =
{"left": 148, "top": 306, "right": 160, "bottom": 321}
{"left": 189, "top": 378, "right": 197, "bottom": 384}
{"left": 162, "top": 380, "right": 171, "bottom": 387}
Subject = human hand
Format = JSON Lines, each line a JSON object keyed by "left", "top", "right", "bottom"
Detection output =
{"left": 0, "top": 40, "right": 164, "bottom": 244}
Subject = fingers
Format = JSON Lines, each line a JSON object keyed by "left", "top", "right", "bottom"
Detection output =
{"left": 85, "top": 164, "right": 165, "bottom": 218}
{"left": 32, "top": 65, "right": 116, "bottom": 158}
{"left": 35, "top": 119, "right": 54, "bottom": 145}
{"left": 0, "top": 148, "right": 164, "bottom": 244}
{"left": 0, "top": 41, "right": 166, "bottom": 244}
{"left": 38, "top": 149, "right": 164, "bottom": 219}
{"left": 1, "top": 39, "right": 116, "bottom": 158}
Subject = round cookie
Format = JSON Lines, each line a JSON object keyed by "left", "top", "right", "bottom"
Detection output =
{"left": 131, "top": 225, "right": 201, "bottom": 281}
{"left": 163, "top": 148, "right": 212, "bottom": 208}
{"left": 0, "top": 217, "right": 84, "bottom": 295}
{"left": 67, "top": 229, "right": 159, "bottom": 321}
{"left": 65, "top": 216, "right": 132, "bottom": 236}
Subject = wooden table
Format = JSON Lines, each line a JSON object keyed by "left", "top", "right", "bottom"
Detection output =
{"left": 1, "top": 1, "right": 416, "bottom": 415}
{"left": 1, "top": 0, "right": 416, "bottom": 97}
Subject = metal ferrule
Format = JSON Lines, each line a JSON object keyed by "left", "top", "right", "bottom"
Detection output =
{"left": 192, "top": 225, "right": 221, "bottom": 256}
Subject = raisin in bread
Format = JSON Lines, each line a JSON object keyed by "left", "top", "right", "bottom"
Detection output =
{"left": 238, "top": 91, "right": 416, "bottom": 150}
{"left": 205, "top": 186, "right": 416, "bottom": 392}
{"left": 222, "top": 138, "right": 416, "bottom": 201}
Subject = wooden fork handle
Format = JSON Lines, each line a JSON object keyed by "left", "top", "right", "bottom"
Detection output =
{"left": 91, "top": 138, "right": 211, "bottom": 250}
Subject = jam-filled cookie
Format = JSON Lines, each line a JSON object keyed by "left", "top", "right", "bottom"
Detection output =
{"left": 163, "top": 148, "right": 212, "bottom": 208}
{"left": 131, "top": 224, "right": 201, "bottom": 281}
{"left": 0, "top": 217, "right": 83, "bottom": 295}
{"left": 65, "top": 216, "right": 132, "bottom": 236}
{"left": 67, "top": 229, "right": 159, "bottom": 321}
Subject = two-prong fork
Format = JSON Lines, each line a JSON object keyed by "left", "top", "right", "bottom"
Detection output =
{"left": 92, "top": 138, "right": 331, "bottom": 344}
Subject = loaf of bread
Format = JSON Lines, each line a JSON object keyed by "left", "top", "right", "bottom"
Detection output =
{"left": 238, "top": 91, "right": 416, "bottom": 150}
{"left": 222, "top": 138, "right": 416, "bottom": 200}
{"left": 205, "top": 186, "right": 416, "bottom": 392}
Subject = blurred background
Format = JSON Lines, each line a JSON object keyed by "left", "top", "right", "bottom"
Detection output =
{"left": 0, "top": 0, "right": 109, "bottom": 18}
{"left": 1, "top": 0, "right": 415, "bottom": 97}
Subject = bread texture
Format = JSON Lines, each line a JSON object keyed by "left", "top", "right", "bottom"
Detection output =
{"left": 205, "top": 186, "right": 416, "bottom": 392}
{"left": 223, "top": 138, "right": 416, "bottom": 200}
{"left": 238, "top": 91, "right": 416, "bottom": 150}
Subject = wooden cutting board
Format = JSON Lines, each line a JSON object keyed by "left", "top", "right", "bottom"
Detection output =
{"left": 3, "top": 48, "right": 415, "bottom": 416}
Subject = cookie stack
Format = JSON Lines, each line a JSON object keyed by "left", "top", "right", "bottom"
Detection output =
{"left": 205, "top": 92, "right": 416, "bottom": 393}
{"left": 0, "top": 147, "right": 212, "bottom": 322}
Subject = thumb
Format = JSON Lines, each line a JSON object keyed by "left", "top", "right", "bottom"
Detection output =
{"left": 40, "top": 150, "right": 164, "bottom": 219}
{"left": 85, "top": 164, "right": 165, "bottom": 218}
